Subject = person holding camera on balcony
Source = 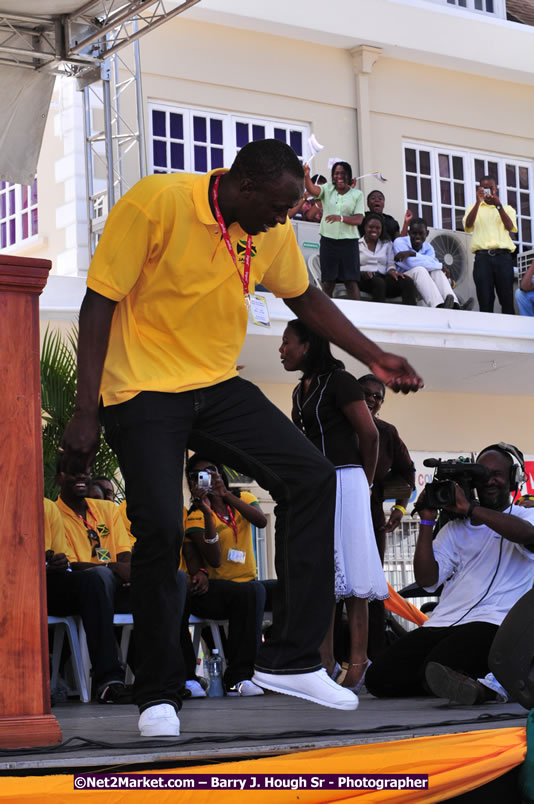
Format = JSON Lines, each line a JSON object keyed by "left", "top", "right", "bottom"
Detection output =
{"left": 463, "top": 176, "right": 517, "bottom": 314}
{"left": 365, "top": 443, "right": 534, "bottom": 701}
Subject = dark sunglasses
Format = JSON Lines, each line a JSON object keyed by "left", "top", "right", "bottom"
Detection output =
{"left": 364, "top": 391, "right": 384, "bottom": 401}
{"left": 85, "top": 527, "right": 100, "bottom": 556}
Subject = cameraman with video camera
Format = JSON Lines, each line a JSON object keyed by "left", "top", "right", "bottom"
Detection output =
{"left": 365, "top": 443, "right": 534, "bottom": 700}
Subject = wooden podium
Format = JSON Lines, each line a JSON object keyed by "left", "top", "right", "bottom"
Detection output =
{"left": 0, "top": 256, "right": 62, "bottom": 747}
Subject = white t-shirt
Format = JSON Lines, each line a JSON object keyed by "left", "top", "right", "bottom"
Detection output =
{"left": 423, "top": 505, "right": 534, "bottom": 628}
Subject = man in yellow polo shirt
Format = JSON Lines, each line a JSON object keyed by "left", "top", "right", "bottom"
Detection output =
{"left": 463, "top": 176, "right": 517, "bottom": 314}
{"left": 45, "top": 497, "right": 132, "bottom": 704}
{"left": 61, "top": 138, "right": 422, "bottom": 737}
{"left": 54, "top": 470, "right": 134, "bottom": 703}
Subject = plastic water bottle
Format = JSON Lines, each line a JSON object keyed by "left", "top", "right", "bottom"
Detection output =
{"left": 206, "top": 649, "right": 224, "bottom": 697}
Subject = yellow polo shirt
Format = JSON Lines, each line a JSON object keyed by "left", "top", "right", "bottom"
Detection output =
{"left": 184, "top": 491, "right": 259, "bottom": 583}
{"left": 55, "top": 497, "right": 131, "bottom": 564}
{"left": 118, "top": 499, "right": 187, "bottom": 572}
{"left": 44, "top": 498, "right": 75, "bottom": 561}
{"left": 462, "top": 201, "right": 517, "bottom": 252}
{"left": 87, "top": 169, "right": 309, "bottom": 406}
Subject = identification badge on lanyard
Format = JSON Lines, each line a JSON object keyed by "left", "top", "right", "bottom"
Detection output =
{"left": 248, "top": 293, "right": 271, "bottom": 327}
{"left": 212, "top": 175, "right": 270, "bottom": 327}
{"left": 227, "top": 548, "right": 246, "bottom": 564}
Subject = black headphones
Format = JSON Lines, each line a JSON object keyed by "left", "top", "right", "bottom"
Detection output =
{"left": 477, "top": 442, "right": 526, "bottom": 492}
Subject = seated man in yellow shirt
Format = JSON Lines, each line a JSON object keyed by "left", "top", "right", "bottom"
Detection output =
{"left": 184, "top": 455, "right": 267, "bottom": 696}
{"left": 44, "top": 497, "right": 132, "bottom": 704}
{"left": 54, "top": 466, "right": 134, "bottom": 703}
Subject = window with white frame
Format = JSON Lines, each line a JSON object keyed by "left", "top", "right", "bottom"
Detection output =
{"left": 429, "top": 0, "right": 506, "bottom": 18}
{"left": 149, "top": 103, "right": 309, "bottom": 174}
{"left": 0, "top": 179, "right": 38, "bottom": 249}
{"left": 403, "top": 143, "right": 533, "bottom": 252}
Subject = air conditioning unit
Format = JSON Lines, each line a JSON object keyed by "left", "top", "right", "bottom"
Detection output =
{"left": 427, "top": 228, "right": 478, "bottom": 311}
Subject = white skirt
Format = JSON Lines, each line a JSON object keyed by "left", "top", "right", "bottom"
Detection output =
{"left": 334, "top": 466, "right": 389, "bottom": 603}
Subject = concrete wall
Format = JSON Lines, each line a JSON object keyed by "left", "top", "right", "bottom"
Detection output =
{"left": 259, "top": 381, "right": 534, "bottom": 456}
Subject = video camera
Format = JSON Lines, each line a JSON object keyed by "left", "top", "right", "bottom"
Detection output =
{"left": 420, "top": 457, "right": 490, "bottom": 511}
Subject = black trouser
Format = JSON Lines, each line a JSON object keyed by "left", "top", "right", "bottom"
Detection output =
{"left": 473, "top": 250, "right": 515, "bottom": 314}
{"left": 189, "top": 579, "right": 266, "bottom": 689}
{"left": 359, "top": 273, "right": 417, "bottom": 305}
{"left": 102, "top": 378, "right": 336, "bottom": 711}
{"left": 46, "top": 566, "right": 126, "bottom": 691}
{"left": 365, "top": 621, "right": 499, "bottom": 698}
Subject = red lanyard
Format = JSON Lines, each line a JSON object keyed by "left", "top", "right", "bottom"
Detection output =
{"left": 77, "top": 508, "right": 97, "bottom": 532}
{"left": 212, "top": 174, "right": 252, "bottom": 307}
{"left": 213, "top": 505, "right": 238, "bottom": 544}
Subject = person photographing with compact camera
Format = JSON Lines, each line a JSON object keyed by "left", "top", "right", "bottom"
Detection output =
{"left": 365, "top": 443, "right": 534, "bottom": 700}
{"left": 463, "top": 176, "right": 517, "bottom": 314}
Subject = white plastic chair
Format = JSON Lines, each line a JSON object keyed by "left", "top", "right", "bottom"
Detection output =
{"left": 48, "top": 615, "right": 91, "bottom": 703}
{"left": 189, "top": 615, "right": 228, "bottom": 671}
{"left": 78, "top": 613, "right": 135, "bottom": 694}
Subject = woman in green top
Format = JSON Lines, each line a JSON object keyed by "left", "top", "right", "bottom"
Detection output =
{"left": 305, "top": 161, "right": 364, "bottom": 300}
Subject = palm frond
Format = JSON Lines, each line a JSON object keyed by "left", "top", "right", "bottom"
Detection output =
{"left": 41, "top": 325, "right": 122, "bottom": 500}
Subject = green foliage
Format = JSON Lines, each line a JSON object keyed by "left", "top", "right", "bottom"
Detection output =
{"left": 40, "top": 325, "right": 122, "bottom": 500}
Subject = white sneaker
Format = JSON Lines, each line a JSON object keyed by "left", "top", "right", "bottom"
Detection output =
{"left": 138, "top": 704, "right": 180, "bottom": 737}
{"left": 252, "top": 668, "right": 358, "bottom": 710}
{"left": 227, "top": 679, "right": 264, "bottom": 697}
{"left": 185, "top": 680, "right": 207, "bottom": 698}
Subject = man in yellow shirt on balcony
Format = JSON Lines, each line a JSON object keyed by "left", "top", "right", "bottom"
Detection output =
{"left": 463, "top": 176, "right": 517, "bottom": 314}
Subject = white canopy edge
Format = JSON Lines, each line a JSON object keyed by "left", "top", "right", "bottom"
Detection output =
{"left": 0, "top": 66, "right": 55, "bottom": 185}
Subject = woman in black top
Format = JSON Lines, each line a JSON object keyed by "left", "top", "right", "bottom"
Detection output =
{"left": 280, "top": 319, "right": 388, "bottom": 692}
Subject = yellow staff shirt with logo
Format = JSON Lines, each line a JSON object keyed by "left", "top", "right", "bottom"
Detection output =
{"left": 55, "top": 497, "right": 131, "bottom": 564}
{"left": 462, "top": 201, "right": 517, "bottom": 252}
{"left": 86, "top": 169, "right": 309, "bottom": 407}
{"left": 184, "top": 491, "right": 259, "bottom": 583}
{"left": 119, "top": 499, "right": 187, "bottom": 572}
{"left": 44, "top": 498, "right": 76, "bottom": 561}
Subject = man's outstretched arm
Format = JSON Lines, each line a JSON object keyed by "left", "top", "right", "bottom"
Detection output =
{"left": 284, "top": 285, "right": 423, "bottom": 392}
{"left": 61, "top": 289, "right": 117, "bottom": 470}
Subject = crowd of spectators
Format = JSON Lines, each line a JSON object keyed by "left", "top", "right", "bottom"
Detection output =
{"left": 291, "top": 163, "right": 525, "bottom": 314}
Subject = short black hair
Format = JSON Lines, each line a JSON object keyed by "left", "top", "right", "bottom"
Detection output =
{"left": 230, "top": 139, "right": 304, "bottom": 185}
{"left": 367, "top": 189, "right": 385, "bottom": 204}
{"left": 311, "top": 174, "right": 327, "bottom": 185}
{"left": 361, "top": 212, "right": 385, "bottom": 239}
{"left": 480, "top": 174, "right": 497, "bottom": 185}
{"left": 409, "top": 217, "right": 428, "bottom": 231}
{"left": 331, "top": 161, "right": 353, "bottom": 184}
{"left": 286, "top": 319, "right": 344, "bottom": 379}
{"left": 358, "top": 374, "right": 386, "bottom": 394}
{"left": 186, "top": 454, "right": 237, "bottom": 498}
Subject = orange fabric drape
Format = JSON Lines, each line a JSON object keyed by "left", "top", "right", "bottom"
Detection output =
{"left": 0, "top": 727, "right": 525, "bottom": 803}
{"left": 385, "top": 583, "right": 429, "bottom": 626}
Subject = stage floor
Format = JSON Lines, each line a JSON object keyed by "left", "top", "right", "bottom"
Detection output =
{"left": 0, "top": 690, "right": 527, "bottom": 773}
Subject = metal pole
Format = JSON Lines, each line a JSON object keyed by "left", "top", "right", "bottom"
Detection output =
{"left": 134, "top": 37, "right": 147, "bottom": 178}
{"left": 82, "top": 85, "right": 95, "bottom": 264}
{"left": 102, "top": 60, "right": 115, "bottom": 210}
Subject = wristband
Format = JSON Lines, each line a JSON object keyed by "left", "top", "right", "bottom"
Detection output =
{"left": 467, "top": 500, "right": 480, "bottom": 520}
{"left": 198, "top": 568, "right": 209, "bottom": 576}
{"left": 420, "top": 519, "right": 436, "bottom": 527}
{"left": 203, "top": 534, "right": 219, "bottom": 544}
{"left": 393, "top": 504, "right": 406, "bottom": 515}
